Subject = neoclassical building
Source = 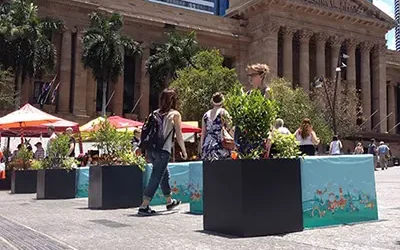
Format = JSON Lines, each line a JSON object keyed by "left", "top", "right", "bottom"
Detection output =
{"left": 18, "top": 0, "right": 400, "bottom": 147}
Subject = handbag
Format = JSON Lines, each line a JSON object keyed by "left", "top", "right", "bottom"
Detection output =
{"left": 221, "top": 126, "right": 235, "bottom": 150}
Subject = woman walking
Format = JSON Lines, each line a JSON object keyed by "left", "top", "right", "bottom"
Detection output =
{"left": 295, "top": 118, "right": 320, "bottom": 156}
{"left": 138, "top": 88, "right": 187, "bottom": 216}
{"left": 201, "top": 92, "right": 233, "bottom": 161}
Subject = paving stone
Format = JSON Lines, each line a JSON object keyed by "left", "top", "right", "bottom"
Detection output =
{"left": 0, "top": 167, "right": 399, "bottom": 249}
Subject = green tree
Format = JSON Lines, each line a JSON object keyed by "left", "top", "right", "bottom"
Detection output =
{"left": 0, "top": 0, "right": 63, "bottom": 108}
{"left": 146, "top": 31, "right": 199, "bottom": 89}
{"left": 269, "top": 78, "right": 332, "bottom": 144}
{"left": 170, "top": 50, "right": 241, "bottom": 122}
{"left": 311, "top": 79, "right": 361, "bottom": 138}
{"left": 82, "top": 12, "right": 141, "bottom": 117}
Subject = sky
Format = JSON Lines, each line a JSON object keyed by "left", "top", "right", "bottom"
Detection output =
{"left": 373, "top": 0, "right": 396, "bottom": 50}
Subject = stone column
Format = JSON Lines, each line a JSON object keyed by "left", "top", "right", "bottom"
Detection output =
{"left": 345, "top": 39, "right": 358, "bottom": 90}
{"left": 86, "top": 69, "right": 96, "bottom": 117}
{"left": 282, "top": 26, "right": 294, "bottom": 82}
{"left": 298, "top": 29, "right": 313, "bottom": 93}
{"left": 360, "top": 42, "right": 373, "bottom": 131}
{"left": 112, "top": 69, "right": 124, "bottom": 116}
{"left": 388, "top": 82, "right": 397, "bottom": 134}
{"left": 315, "top": 33, "right": 329, "bottom": 78}
{"left": 262, "top": 22, "right": 280, "bottom": 83}
{"left": 139, "top": 44, "right": 151, "bottom": 121}
{"left": 329, "top": 35, "right": 343, "bottom": 80}
{"left": 73, "top": 31, "right": 88, "bottom": 116}
{"left": 345, "top": 39, "right": 358, "bottom": 127}
{"left": 58, "top": 29, "right": 72, "bottom": 113}
{"left": 372, "top": 43, "right": 388, "bottom": 133}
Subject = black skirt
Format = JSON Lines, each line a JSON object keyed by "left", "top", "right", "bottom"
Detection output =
{"left": 300, "top": 145, "right": 316, "bottom": 156}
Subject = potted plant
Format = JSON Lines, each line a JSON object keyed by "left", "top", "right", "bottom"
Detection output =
{"left": 9, "top": 145, "right": 38, "bottom": 194}
{"left": 88, "top": 120, "right": 146, "bottom": 209}
{"left": 202, "top": 86, "right": 304, "bottom": 237}
{"left": 37, "top": 134, "right": 78, "bottom": 199}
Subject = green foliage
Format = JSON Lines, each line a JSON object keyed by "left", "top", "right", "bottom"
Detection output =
{"left": 147, "top": 31, "right": 199, "bottom": 88}
{"left": 0, "top": 69, "right": 15, "bottom": 110}
{"left": 9, "top": 145, "right": 33, "bottom": 170}
{"left": 225, "top": 86, "right": 279, "bottom": 159}
{"left": 269, "top": 78, "right": 332, "bottom": 144}
{"left": 30, "top": 159, "right": 43, "bottom": 170}
{"left": 91, "top": 120, "right": 146, "bottom": 170}
{"left": 311, "top": 79, "right": 361, "bottom": 137}
{"left": 271, "top": 133, "right": 302, "bottom": 159}
{"left": 0, "top": 0, "right": 63, "bottom": 107}
{"left": 170, "top": 50, "right": 241, "bottom": 122}
{"left": 42, "top": 134, "right": 75, "bottom": 170}
{"left": 82, "top": 12, "right": 141, "bottom": 116}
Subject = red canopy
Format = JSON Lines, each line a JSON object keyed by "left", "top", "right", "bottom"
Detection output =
{"left": 181, "top": 122, "right": 201, "bottom": 133}
{"left": 108, "top": 116, "right": 143, "bottom": 129}
{"left": 0, "top": 104, "right": 62, "bottom": 129}
{"left": 0, "top": 104, "right": 79, "bottom": 137}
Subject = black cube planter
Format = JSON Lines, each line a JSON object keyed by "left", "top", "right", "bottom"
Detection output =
{"left": 37, "top": 169, "right": 76, "bottom": 199}
{"left": 0, "top": 170, "right": 11, "bottom": 190}
{"left": 203, "top": 159, "right": 303, "bottom": 237}
{"left": 89, "top": 165, "right": 143, "bottom": 209}
{"left": 11, "top": 170, "right": 37, "bottom": 194}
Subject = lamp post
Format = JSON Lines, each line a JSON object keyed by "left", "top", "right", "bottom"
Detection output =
{"left": 312, "top": 53, "right": 348, "bottom": 135}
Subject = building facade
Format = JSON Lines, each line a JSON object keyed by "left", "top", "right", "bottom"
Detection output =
{"left": 18, "top": 0, "right": 400, "bottom": 148}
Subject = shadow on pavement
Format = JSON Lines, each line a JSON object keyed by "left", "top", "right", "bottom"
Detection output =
{"left": 194, "top": 230, "right": 239, "bottom": 239}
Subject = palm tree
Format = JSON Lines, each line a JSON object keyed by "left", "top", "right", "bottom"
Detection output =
{"left": 0, "top": 0, "right": 63, "bottom": 109}
{"left": 82, "top": 12, "right": 141, "bottom": 117}
{"left": 146, "top": 31, "right": 199, "bottom": 88}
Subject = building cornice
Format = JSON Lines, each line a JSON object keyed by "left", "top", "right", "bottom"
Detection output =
{"left": 227, "top": 0, "right": 395, "bottom": 31}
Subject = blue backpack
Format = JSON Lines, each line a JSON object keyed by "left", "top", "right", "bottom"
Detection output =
{"left": 139, "top": 110, "right": 174, "bottom": 151}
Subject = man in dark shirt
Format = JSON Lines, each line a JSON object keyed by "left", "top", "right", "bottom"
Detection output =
{"left": 66, "top": 127, "right": 76, "bottom": 157}
{"left": 368, "top": 138, "right": 377, "bottom": 170}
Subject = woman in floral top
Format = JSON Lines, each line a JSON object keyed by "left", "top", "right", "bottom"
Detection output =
{"left": 201, "top": 92, "right": 232, "bottom": 161}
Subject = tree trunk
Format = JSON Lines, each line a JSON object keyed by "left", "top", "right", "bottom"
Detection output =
{"left": 102, "top": 79, "right": 108, "bottom": 117}
{"left": 14, "top": 70, "right": 21, "bottom": 110}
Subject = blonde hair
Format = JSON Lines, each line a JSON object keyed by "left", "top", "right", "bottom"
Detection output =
{"left": 246, "top": 63, "right": 270, "bottom": 81}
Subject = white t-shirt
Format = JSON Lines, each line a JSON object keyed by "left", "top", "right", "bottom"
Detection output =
{"left": 330, "top": 140, "right": 342, "bottom": 155}
{"left": 277, "top": 127, "right": 290, "bottom": 135}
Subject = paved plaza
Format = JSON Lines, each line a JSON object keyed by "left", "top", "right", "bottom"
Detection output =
{"left": 0, "top": 167, "right": 399, "bottom": 250}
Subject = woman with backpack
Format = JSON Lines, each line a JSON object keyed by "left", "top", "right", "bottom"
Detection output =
{"left": 138, "top": 88, "right": 188, "bottom": 216}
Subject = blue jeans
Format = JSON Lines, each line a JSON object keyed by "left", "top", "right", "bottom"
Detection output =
{"left": 143, "top": 150, "right": 171, "bottom": 200}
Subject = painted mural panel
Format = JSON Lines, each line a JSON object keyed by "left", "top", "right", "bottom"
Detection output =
{"left": 301, "top": 155, "right": 378, "bottom": 228}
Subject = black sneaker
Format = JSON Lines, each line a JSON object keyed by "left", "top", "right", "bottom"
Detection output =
{"left": 138, "top": 206, "right": 156, "bottom": 216}
{"left": 166, "top": 199, "right": 181, "bottom": 211}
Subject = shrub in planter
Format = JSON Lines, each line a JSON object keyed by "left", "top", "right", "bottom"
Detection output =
{"left": 9, "top": 145, "right": 38, "bottom": 194}
{"left": 89, "top": 120, "right": 146, "bottom": 209}
{"left": 203, "top": 87, "right": 304, "bottom": 237}
{"left": 37, "top": 135, "right": 78, "bottom": 199}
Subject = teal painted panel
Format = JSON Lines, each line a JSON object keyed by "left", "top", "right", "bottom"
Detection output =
{"left": 144, "top": 162, "right": 191, "bottom": 206}
{"left": 76, "top": 167, "right": 89, "bottom": 198}
{"left": 301, "top": 155, "right": 378, "bottom": 228}
{"left": 189, "top": 161, "right": 203, "bottom": 214}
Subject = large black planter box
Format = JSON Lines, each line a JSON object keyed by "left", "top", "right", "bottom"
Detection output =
{"left": 11, "top": 170, "right": 37, "bottom": 194}
{"left": 37, "top": 169, "right": 76, "bottom": 199}
{"left": 89, "top": 165, "right": 143, "bottom": 209}
{"left": 0, "top": 170, "right": 11, "bottom": 190}
{"left": 203, "top": 159, "right": 303, "bottom": 237}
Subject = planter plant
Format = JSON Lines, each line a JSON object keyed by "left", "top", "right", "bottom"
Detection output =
{"left": 37, "top": 135, "right": 78, "bottom": 199}
{"left": 9, "top": 145, "right": 38, "bottom": 194}
{"left": 202, "top": 87, "right": 304, "bottom": 237}
{"left": 88, "top": 120, "right": 146, "bottom": 209}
